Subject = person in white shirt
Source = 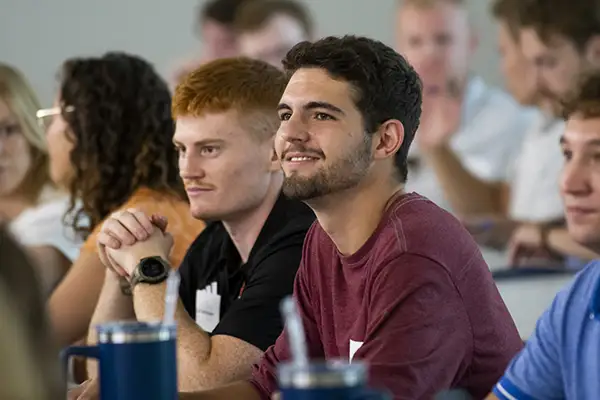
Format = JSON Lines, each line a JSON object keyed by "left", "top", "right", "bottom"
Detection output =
{"left": 418, "top": 0, "right": 599, "bottom": 268}
{"left": 502, "top": 0, "right": 600, "bottom": 266}
{"left": 170, "top": 0, "right": 251, "bottom": 88}
{"left": 0, "top": 63, "right": 82, "bottom": 295}
{"left": 395, "top": 0, "right": 533, "bottom": 218}
{"left": 463, "top": 0, "right": 567, "bottom": 268}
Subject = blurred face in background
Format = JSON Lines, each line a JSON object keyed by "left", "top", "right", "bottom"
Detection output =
{"left": 0, "top": 98, "right": 31, "bottom": 198}
{"left": 396, "top": 1, "right": 476, "bottom": 95}
{"left": 238, "top": 14, "right": 309, "bottom": 68}
{"left": 520, "top": 29, "right": 598, "bottom": 116}
{"left": 497, "top": 21, "right": 537, "bottom": 106}
{"left": 200, "top": 19, "right": 239, "bottom": 62}
{"left": 560, "top": 115, "right": 600, "bottom": 252}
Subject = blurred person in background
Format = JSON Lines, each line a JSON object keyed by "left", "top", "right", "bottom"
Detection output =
{"left": 0, "top": 63, "right": 82, "bottom": 295}
{"left": 0, "top": 225, "right": 63, "bottom": 400}
{"left": 46, "top": 52, "right": 205, "bottom": 349}
{"left": 489, "top": 70, "right": 600, "bottom": 400}
{"left": 395, "top": 0, "right": 532, "bottom": 220}
{"left": 234, "top": 0, "right": 314, "bottom": 68}
{"left": 441, "top": 0, "right": 567, "bottom": 269}
{"left": 504, "top": 0, "right": 600, "bottom": 266}
{"left": 171, "top": 0, "right": 251, "bottom": 86}
{"left": 492, "top": 0, "right": 538, "bottom": 106}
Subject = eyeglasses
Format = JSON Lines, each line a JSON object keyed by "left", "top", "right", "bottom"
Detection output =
{"left": 36, "top": 105, "right": 75, "bottom": 129}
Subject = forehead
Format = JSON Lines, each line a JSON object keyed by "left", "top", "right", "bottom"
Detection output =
{"left": 202, "top": 20, "right": 234, "bottom": 40}
{"left": 0, "top": 98, "right": 12, "bottom": 120}
{"left": 239, "top": 15, "right": 306, "bottom": 49}
{"left": 396, "top": 3, "right": 467, "bottom": 35}
{"left": 173, "top": 110, "right": 250, "bottom": 144}
{"left": 564, "top": 116, "right": 600, "bottom": 143}
{"left": 498, "top": 22, "right": 517, "bottom": 46}
{"left": 281, "top": 68, "right": 357, "bottom": 111}
{"left": 520, "top": 28, "right": 573, "bottom": 56}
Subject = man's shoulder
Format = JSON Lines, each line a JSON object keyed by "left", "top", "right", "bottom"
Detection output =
{"left": 386, "top": 192, "right": 463, "bottom": 237}
{"left": 383, "top": 193, "right": 480, "bottom": 262}
{"left": 557, "top": 261, "right": 600, "bottom": 315}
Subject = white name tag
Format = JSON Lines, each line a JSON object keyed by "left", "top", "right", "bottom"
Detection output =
{"left": 195, "top": 282, "right": 221, "bottom": 332}
{"left": 349, "top": 339, "right": 364, "bottom": 362}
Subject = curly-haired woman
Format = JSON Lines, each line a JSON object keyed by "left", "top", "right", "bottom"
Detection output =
{"left": 45, "top": 52, "right": 205, "bottom": 348}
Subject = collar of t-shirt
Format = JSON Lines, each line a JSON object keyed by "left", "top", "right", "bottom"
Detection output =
{"left": 216, "top": 193, "right": 300, "bottom": 302}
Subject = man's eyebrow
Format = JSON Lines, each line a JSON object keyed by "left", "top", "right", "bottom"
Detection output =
{"left": 276, "top": 101, "right": 345, "bottom": 115}
{"left": 172, "top": 138, "right": 226, "bottom": 147}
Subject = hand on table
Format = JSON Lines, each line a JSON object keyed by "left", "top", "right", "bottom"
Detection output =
{"left": 508, "top": 224, "right": 560, "bottom": 267}
{"left": 67, "top": 379, "right": 98, "bottom": 400}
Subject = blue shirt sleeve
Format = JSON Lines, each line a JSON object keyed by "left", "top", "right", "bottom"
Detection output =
{"left": 493, "top": 292, "right": 565, "bottom": 399}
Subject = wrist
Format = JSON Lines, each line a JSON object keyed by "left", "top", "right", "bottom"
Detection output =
{"left": 125, "top": 249, "right": 168, "bottom": 275}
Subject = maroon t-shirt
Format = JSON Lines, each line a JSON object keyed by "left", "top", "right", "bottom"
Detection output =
{"left": 249, "top": 193, "right": 522, "bottom": 399}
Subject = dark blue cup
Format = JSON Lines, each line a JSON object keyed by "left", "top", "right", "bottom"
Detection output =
{"left": 277, "top": 360, "right": 391, "bottom": 400}
{"left": 61, "top": 321, "right": 177, "bottom": 400}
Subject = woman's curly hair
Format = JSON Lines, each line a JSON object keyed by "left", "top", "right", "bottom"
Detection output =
{"left": 58, "top": 52, "right": 184, "bottom": 237}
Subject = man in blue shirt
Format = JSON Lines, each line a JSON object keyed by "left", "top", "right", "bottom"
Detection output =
{"left": 491, "top": 262, "right": 600, "bottom": 399}
{"left": 489, "top": 51, "right": 600, "bottom": 400}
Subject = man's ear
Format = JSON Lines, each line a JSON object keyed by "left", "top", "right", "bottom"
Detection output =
{"left": 585, "top": 35, "right": 600, "bottom": 67}
{"left": 372, "top": 119, "right": 404, "bottom": 162}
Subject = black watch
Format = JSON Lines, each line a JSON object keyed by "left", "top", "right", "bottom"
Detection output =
{"left": 130, "top": 256, "right": 170, "bottom": 289}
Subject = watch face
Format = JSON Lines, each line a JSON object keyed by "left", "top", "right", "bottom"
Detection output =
{"left": 141, "top": 259, "right": 166, "bottom": 278}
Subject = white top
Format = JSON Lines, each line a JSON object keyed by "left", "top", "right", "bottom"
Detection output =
{"left": 508, "top": 113, "right": 565, "bottom": 222}
{"left": 8, "top": 193, "right": 84, "bottom": 262}
{"left": 406, "top": 76, "right": 535, "bottom": 213}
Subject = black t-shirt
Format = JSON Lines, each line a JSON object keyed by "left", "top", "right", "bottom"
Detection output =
{"left": 179, "top": 194, "right": 315, "bottom": 352}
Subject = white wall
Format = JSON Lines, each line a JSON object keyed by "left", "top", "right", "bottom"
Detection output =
{"left": 0, "top": 0, "right": 502, "bottom": 104}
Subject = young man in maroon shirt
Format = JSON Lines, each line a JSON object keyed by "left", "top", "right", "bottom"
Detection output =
{"left": 106, "top": 35, "right": 522, "bottom": 399}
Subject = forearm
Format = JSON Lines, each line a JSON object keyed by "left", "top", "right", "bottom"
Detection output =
{"left": 547, "top": 228, "right": 599, "bottom": 261}
{"left": 133, "top": 283, "right": 221, "bottom": 391}
{"left": 424, "top": 146, "right": 502, "bottom": 216}
{"left": 87, "top": 273, "right": 135, "bottom": 377}
{"left": 178, "top": 381, "right": 262, "bottom": 400}
{"left": 466, "top": 217, "right": 517, "bottom": 250}
{"left": 48, "top": 252, "right": 107, "bottom": 348}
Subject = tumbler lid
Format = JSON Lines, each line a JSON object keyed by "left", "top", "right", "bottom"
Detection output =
{"left": 277, "top": 361, "right": 366, "bottom": 389}
{"left": 96, "top": 321, "right": 176, "bottom": 344}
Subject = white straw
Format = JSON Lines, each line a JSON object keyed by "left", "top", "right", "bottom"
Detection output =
{"left": 280, "top": 296, "right": 309, "bottom": 366}
{"left": 163, "top": 269, "right": 181, "bottom": 326}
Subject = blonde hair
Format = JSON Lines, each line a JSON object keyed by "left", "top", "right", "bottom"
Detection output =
{"left": 0, "top": 63, "right": 51, "bottom": 203}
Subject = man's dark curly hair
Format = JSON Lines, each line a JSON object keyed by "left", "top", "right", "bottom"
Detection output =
{"left": 282, "top": 35, "right": 422, "bottom": 182}
{"left": 59, "top": 52, "right": 184, "bottom": 237}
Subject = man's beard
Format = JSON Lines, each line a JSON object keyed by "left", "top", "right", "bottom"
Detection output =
{"left": 282, "top": 135, "right": 373, "bottom": 201}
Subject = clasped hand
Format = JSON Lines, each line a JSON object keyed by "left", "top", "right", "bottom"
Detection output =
{"left": 96, "top": 208, "right": 173, "bottom": 278}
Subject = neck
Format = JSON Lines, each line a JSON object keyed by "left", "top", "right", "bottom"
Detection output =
{"left": 307, "top": 175, "right": 403, "bottom": 256}
{"left": 222, "top": 173, "right": 283, "bottom": 263}
{"left": 451, "top": 74, "right": 469, "bottom": 99}
{"left": 0, "top": 194, "right": 33, "bottom": 222}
